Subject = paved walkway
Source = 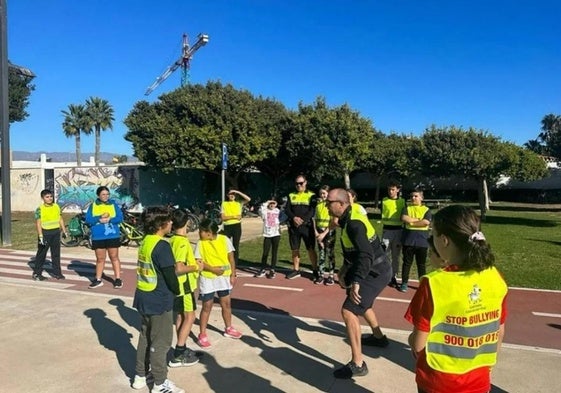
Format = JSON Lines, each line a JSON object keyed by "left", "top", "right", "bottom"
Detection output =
{"left": 2, "top": 217, "right": 560, "bottom": 392}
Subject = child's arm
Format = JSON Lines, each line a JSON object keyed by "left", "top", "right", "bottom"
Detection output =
{"left": 408, "top": 328, "right": 429, "bottom": 359}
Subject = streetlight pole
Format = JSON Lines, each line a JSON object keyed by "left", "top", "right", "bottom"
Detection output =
{"left": 0, "top": 0, "right": 11, "bottom": 246}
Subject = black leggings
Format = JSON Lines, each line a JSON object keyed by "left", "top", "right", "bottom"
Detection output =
{"left": 223, "top": 223, "right": 242, "bottom": 265}
{"left": 260, "top": 236, "right": 280, "bottom": 270}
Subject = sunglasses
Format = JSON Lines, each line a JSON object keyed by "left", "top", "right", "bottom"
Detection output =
{"left": 295, "top": 182, "right": 305, "bottom": 186}
{"left": 325, "top": 199, "right": 340, "bottom": 205}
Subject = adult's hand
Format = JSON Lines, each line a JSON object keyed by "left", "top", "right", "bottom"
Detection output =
{"left": 350, "top": 282, "right": 362, "bottom": 304}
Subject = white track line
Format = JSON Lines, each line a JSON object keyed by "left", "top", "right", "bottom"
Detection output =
{"left": 243, "top": 283, "right": 303, "bottom": 292}
{"left": 532, "top": 312, "right": 561, "bottom": 318}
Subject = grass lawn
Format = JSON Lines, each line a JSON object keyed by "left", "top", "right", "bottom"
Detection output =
{"left": 3, "top": 202, "right": 560, "bottom": 290}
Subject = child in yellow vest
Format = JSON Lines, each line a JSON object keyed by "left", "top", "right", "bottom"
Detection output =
{"left": 405, "top": 205, "right": 508, "bottom": 393}
{"left": 196, "top": 219, "right": 242, "bottom": 348}
{"left": 168, "top": 209, "right": 204, "bottom": 367}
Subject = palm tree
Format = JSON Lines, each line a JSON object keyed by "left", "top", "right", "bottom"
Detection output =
{"left": 85, "top": 97, "right": 115, "bottom": 165}
{"left": 61, "top": 104, "right": 92, "bottom": 166}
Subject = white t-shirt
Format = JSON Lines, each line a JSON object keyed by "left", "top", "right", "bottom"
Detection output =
{"left": 259, "top": 204, "right": 280, "bottom": 238}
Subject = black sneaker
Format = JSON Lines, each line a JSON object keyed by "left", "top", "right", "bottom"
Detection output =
{"left": 388, "top": 276, "right": 398, "bottom": 287}
{"left": 286, "top": 270, "right": 301, "bottom": 279}
{"left": 168, "top": 350, "right": 200, "bottom": 368}
{"left": 32, "top": 273, "right": 48, "bottom": 281}
{"left": 88, "top": 279, "right": 104, "bottom": 289}
{"left": 266, "top": 270, "right": 276, "bottom": 279}
{"left": 114, "top": 278, "right": 123, "bottom": 289}
{"left": 324, "top": 276, "right": 335, "bottom": 286}
{"left": 254, "top": 269, "right": 266, "bottom": 278}
{"left": 361, "top": 334, "right": 389, "bottom": 347}
{"left": 333, "top": 361, "right": 368, "bottom": 379}
{"left": 53, "top": 274, "right": 66, "bottom": 280}
{"left": 314, "top": 276, "right": 324, "bottom": 285}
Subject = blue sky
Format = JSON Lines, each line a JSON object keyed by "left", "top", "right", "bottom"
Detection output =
{"left": 7, "top": 0, "right": 561, "bottom": 157}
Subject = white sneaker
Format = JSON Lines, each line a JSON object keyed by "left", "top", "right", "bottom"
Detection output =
{"left": 132, "top": 373, "right": 153, "bottom": 389}
{"left": 132, "top": 375, "right": 146, "bottom": 389}
{"left": 152, "top": 379, "right": 185, "bottom": 393}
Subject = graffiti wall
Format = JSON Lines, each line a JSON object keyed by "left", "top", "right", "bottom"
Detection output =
{"left": 0, "top": 168, "right": 44, "bottom": 211}
{"left": 54, "top": 166, "right": 139, "bottom": 212}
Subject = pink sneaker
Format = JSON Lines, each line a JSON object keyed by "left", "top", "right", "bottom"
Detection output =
{"left": 224, "top": 326, "right": 243, "bottom": 339}
{"left": 197, "top": 333, "right": 212, "bottom": 348}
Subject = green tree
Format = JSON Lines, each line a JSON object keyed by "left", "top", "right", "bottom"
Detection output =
{"left": 288, "top": 97, "right": 376, "bottom": 188}
{"left": 539, "top": 114, "right": 561, "bottom": 159}
{"left": 421, "top": 126, "right": 546, "bottom": 219}
{"left": 85, "top": 97, "right": 114, "bottom": 166}
{"left": 125, "top": 81, "right": 282, "bottom": 188}
{"left": 61, "top": 104, "right": 92, "bottom": 167}
{"left": 523, "top": 138, "right": 547, "bottom": 155}
{"left": 8, "top": 66, "right": 35, "bottom": 123}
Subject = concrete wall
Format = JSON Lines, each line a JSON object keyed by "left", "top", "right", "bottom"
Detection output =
{"left": 0, "top": 168, "right": 44, "bottom": 211}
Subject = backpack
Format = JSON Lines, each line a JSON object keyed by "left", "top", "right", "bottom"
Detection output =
{"left": 68, "top": 216, "right": 83, "bottom": 236}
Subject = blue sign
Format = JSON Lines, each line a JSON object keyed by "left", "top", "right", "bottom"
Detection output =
{"left": 222, "top": 143, "right": 228, "bottom": 170}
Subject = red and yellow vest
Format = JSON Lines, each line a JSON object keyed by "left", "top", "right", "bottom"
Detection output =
{"left": 39, "top": 204, "right": 61, "bottom": 229}
{"left": 199, "top": 234, "right": 232, "bottom": 278}
{"left": 425, "top": 267, "right": 508, "bottom": 373}
{"left": 404, "top": 205, "right": 430, "bottom": 231}
{"left": 136, "top": 235, "right": 160, "bottom": 292}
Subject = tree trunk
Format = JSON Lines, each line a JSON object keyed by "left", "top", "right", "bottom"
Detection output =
{"left": 344, "top": 172, "right": 350, "bottom": 190}
{"left": 95, "top": 127, "right": 100, "bottom": 166}
{"left": 75, "top": 134, "right": 81, "bottom": 167}
{"left": 374, "top": 176, "right": 381, "bottom": 211}
{"left": 477, "top": 177, "right": 489, "bottom": 221}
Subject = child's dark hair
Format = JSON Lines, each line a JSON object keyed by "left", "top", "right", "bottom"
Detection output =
{"left": 199, "top": 218, "right": 219, "bottom": 235}
{"left": 141, "top": 206, "right": 171, "bottom": 234}
{"left": 171, "top": 208, "right": 192, "bottom": 231}
{"left": 40, "top": 189, "right": 53, "bottom": 198}
{"left": 387, "top": 180, "right": 401, "bottom": 189}
{"left": 432, "top": 205, "right": 494, "bottom": 271}
{"left": 96, "top": 186, "right": 110, "bottom": 196}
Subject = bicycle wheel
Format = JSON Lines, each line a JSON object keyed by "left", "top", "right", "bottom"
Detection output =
{"left": 186, "top": 213, "right": 200, "bottom": 232}
{"left": 61, "top": 225, "right": 80, "bottom": 247}
{"left": 119, "top": 223, "right": 131, "bottom": 246}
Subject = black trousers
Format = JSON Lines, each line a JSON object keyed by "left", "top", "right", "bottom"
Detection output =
{"left": 223, "top": 223, "right": 242, "bottom": 265}
{"left": 401, "top": 245, "right": 427, "bottom": 283}
{"left": 34, "top": 228, "right": 62, "bottom": 276}
{"left": 260, "top": 236, "right": 280, "bottom": 270}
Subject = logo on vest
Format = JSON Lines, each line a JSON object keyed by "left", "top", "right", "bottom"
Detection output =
{"left": 468, "top": 284, "right": 482, "bottom": 304}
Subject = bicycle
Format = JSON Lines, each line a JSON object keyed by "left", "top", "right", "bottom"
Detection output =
{"left": 119, "top": 204, "right": 145, "bottom": 246}
{"left": 61, "top": 212, "right": 92, "bottom": 248}
{"left": 204, "top": 200, "right": 223, "bottom": 225}
{"left": 166, "top": 204, "right": 200, "bottom": 232}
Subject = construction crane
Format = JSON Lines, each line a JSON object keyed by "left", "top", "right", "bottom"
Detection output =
{"left": 144, "top": 33, "right": 209, "bottom": 96}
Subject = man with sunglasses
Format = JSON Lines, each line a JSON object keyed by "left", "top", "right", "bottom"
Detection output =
{"left": 326, "top": 188, "right": 391, "bottom": 379}
{"left": 284, "top": 175, "right": 318, "bottom": 280}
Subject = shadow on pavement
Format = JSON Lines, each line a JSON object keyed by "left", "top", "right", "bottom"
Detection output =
{"left": 84, "top": 307, "right": 136, "bottom": 379}
{"left": 233, "top": 300, "right": 371, "bottom": 392}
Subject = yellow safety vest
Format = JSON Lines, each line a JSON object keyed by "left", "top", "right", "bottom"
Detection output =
{"left": 340, "top": 208, "right": 376, "bottom": 252}
{"left": 289, "top": 190, "right": 315, "bottom": 206}
{"left": 404, "top": 205, "right": 430, "bottom": 231}
{"left": 425, "top": 267, "right": 508, "bottom": 373}
{"left": 136, "top": 235, "right": 161, "bottom": 292}
{"left": 91, "top": 201, "right": 117, "bottom": 218}
{"left": 315, "top": 201, "right": 331, "bottom": 229}
{"left": 381, "top": 197, "right": 406, "bottom": 226}
{"left": 199, "top": 234, "right": 232, "bottom": 278}
{"left": 170, "top": 234, "right": 198, "bottom": 294}
{"left": 222, "top": 201, "right": 242, "bottom": 225}
{"left": 39, "top": 204, "right": 61, "bottom": 229}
